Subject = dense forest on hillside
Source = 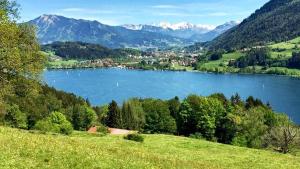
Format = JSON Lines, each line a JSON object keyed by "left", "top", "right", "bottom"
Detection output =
{"left": 207, "top": 0, "right": 300, "bottom": 50}
{"left": 42, "top": 41, "right": 143, "bottom": 60}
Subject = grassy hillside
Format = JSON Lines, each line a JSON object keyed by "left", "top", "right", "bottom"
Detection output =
{"left": 198, "top": 37, "right": 300, "bottom": 77}
{"left": 1, "top": 127, "right": 300, "bottom": 169}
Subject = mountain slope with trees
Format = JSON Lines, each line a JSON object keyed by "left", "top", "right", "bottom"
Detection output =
{"left": 29, "top": 15, "right": 188, "bottom": 49}
{"left": 208, "top": 0, "right": 300, "bottom": 50}
{"left": 42, "top": 41, "right": 143, "bottom": 60}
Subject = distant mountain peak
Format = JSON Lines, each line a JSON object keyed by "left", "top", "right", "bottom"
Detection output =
{"left": 154, "top": 22, "right": 215, "bottom": 31}
{"left": 36, "top": 14, "right": 61, "bottom": 24}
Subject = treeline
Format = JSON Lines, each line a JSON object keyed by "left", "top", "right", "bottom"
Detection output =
{"left": 228, "top": 48, "right": 300, "bottom": 70}
{"left": 96, "top": 94, "right": 298, "bottom": 152}
{"left": 2, "top": 81, "right": 97, "bottom": 134}
{"left": 42, "top": 41, "right": 143, "bottom": 60}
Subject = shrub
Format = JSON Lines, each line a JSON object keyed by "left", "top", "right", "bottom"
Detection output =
{"left": 4, "top": 104, "right": 27, "bottom": 129}
{"left": 35, "top": 111, "right": 73, "bottom": 135}
{"left": 96, "top": 125, "right": 109, "bottom": 134}
{"left": 124, "top": 134, "right": 144, "bottom": 143}
{"left": 189, "top": 132, "right": 204, "bottom": 140}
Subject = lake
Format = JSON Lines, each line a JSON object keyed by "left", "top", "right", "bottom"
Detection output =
{"left": 44, "top": 68, "right": 300, "bottom": 123}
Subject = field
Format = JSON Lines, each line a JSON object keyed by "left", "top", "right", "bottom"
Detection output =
{"left": 198, "top": 37, "right": 300, "bottom": 76}
{"left": 1, "top": 127, "right": 300, "bottom": 169}
{"left": 47, "top": 60, "right": 79, "bottom": 69}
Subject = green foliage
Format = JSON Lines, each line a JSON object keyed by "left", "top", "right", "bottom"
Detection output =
{"left": 288, "top": 52, "right": 300, "bottom": 69}
{"left": 232, "top": 48, "right": 271, "bottom": 68}
{"left": 177, "top": 95, "right": 226, "bottom": 140}
{"left": 124, "top": 134, "right": 144, "bottom": 143}
{"left": 35, "top": 111, "right": 73, "bottom": 135}
{"left": 106, "top": 100, "right": 123, "bottom": 128}
{"left": 4, "top": 104, "right": 27, "bottom": 129}
{"left": 71, "top": 105, "right": 97, "bottom": 131}
{"left": 96, "top": 124, "right": 109, "bottom": 134}
{"left": 232, "top": 107, "right": 270, "bottom": 148}
{"left": 208, "top": 0, "right": 300, "bottom": 49}
{"left": 142, "top": 99, "right": 176, "bottom": 134}
{"left": 121, "top": 99, "right": 145, "bottom": 130}
{"left": 42, "top": 41, "right": 142, "bottom": 60}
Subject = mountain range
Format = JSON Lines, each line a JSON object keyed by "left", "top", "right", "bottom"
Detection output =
{"left": 28, "top": 15, "right": 238, "bottom": 49}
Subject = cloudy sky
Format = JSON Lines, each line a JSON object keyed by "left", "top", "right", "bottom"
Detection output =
{"left": 17, "top": 0, "right": 269, "bottom": 26}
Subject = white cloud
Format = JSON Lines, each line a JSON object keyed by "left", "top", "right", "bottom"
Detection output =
{"left": 151, "top": 5, "right": 180, "bottom": 9}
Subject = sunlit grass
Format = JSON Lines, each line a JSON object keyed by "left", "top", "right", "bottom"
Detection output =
{"left": 1, "top": 126, "right": 300, "bottom": 169}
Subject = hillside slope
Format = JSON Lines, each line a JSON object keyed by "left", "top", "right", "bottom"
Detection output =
{"left": 208, "top": 0, "right": 300, "bottom": 50}
{"left": 1, "top": 127, "right": 300, "bottom": 169}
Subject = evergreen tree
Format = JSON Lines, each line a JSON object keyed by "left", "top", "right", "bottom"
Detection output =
{"left": 107, "top": 100, "right": 123, "bottom": 128}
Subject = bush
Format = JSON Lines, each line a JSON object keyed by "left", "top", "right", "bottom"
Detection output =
{"left": 4, "top": 104, "right": 27, "bottom": 129}
{"left": 35, "top": 111, "right": 73, "bottom": 135}
{"left": 96, "top": 125, "right": 109, "bottom": 134}
{"left": 189, "top": 132, "right": 204, "bottom": 140}
{"left": 124, "top": 134, "right": 144, "bottom": 143}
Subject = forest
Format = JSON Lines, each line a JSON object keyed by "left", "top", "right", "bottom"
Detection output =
{"left": 42, "top": 41, "right": 143, "bottom": 60}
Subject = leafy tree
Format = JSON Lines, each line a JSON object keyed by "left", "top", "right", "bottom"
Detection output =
{"left": 0, "top": 1, "right": 46, "bottom": 117}
{"left": 4, "top": 104, "right": 27, "bottom": 129}
{"left": 93, "top": 105, "right": 109, "bottom": 124}
{"left": 178, "top": 95, "right": 226, "bottom": 140}
{"left": 142, "top": 99, "right": 176, "bottom": 134}
{"left": 232, "top": 107, "right": 269, "bottom": 148}
{"left": 107, "top": 100, "right": 123, "bottom": 128}
{"left": 35, "top": 111, "right": 73, "bottom": 135}
{"left": 71, "top": 104, "right": 97, "bottom": 130}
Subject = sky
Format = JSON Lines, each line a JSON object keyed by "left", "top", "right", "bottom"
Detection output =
{"left": 17, "top": 0, "right": 270, "bottom": 26}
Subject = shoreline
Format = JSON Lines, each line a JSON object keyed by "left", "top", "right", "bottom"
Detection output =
{"left": 45, "top": 65, "right": 300, "bottom": 79}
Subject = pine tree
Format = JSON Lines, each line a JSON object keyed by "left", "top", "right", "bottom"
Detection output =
{"left": 107, "top": 100, "right": 123, "bottom": 128}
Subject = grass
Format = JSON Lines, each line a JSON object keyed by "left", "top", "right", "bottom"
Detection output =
{"left": 47, "top": 60, "right": 79, "bottom": 69}
{"left": 197, "top": 37, "right": 300, "bottom": 77}
{"left": 1, "top": 127, "right": 300, "bottom": 169}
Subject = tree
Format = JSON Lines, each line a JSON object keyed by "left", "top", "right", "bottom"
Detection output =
{"left": 177, "top": 95, "right": 226, "bottom": 140}
{"left": 71, "top": 104, "right": 97, "bottom": 130}
{"left": 107, "top": 100, "right": 123, "bottom": 128}
{"left": 0, "top": 1, "right": 46, "bottom": 116}
{"left": 121, "top": 99, "right": 145, "bottom": 130}
{"left": 168, "top": 96, "right": 180, "bottom": 119}
{"left": 232, "top": 107, "right": 269, "bottom": 148}
{"left": 264, "top": 124, "right": 299, "bottom": 154}
{"left": 35, "top": 111, "right": 73, "bottom": 135}
{"left": 142, "top": 99, "right": 176, "bottom": 134}
{"left": 4, "top": 104, "right": 27, "bottom": 129}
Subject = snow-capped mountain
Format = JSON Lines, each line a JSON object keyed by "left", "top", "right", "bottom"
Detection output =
{"left": 122, "top": 21, "right": 238, "bottom": 42}
{"left": 155, "top": 22, "right": 215, "bottom": 31}
{"left": 28, "top": 14, "right": 239, "bottom": 49}
{"left": 29, "top": 15, "right": 189, "bottom": 49}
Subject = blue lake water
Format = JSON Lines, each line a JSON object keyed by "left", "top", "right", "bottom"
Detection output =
{"left": 44, "top": 68, "right": 300, "bottom": 123}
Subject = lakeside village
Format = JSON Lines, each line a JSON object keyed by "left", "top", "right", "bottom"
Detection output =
{"left": 47, "top": 49, "right": 201, "bottom": 70}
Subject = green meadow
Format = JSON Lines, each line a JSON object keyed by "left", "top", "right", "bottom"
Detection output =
{"left": 1, "top": 126, "right": 300, "bottom": 169}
